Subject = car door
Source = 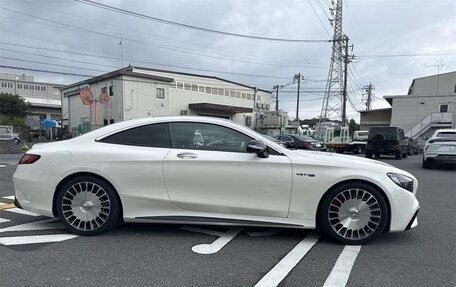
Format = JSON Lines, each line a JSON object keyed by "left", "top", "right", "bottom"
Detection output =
{"left": 163, "top": 122, "right": 292, "bottom": 218}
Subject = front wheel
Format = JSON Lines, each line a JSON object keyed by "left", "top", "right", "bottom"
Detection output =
{"left": 56, "top": 176, "right": 121, "bottom": 235}
{"left": 319, "top": 183, "right": 388, "bottom": 245}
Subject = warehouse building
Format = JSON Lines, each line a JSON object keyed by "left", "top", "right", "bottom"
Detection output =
{"left": 0, "top": 72, "right": 63, "bottom": 130}
{"left": 61, "top": 66, "right": 272, "bottom": 135}
{"left": 360, "top": 71, "right": 455, "bottom": 141}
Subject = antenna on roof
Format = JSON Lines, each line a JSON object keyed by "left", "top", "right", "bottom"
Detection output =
{"left": 119, "top": 39, "right": 124, "bottom": 68}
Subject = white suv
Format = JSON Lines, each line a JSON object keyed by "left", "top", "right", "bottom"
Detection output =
{"left": 423, "top": 129, "right": 456, "bottom": 169}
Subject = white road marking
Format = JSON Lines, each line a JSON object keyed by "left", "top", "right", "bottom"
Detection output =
{"left": 184, "top": 227, "right": 243, "bottom": 255}
{"left": 0, "top": 165, "right": 5, "bottom": 168}
{"left": 2, "top": 196, "right": 15, "bottom": 200}
{"left": 0, "top": 218, "right": 10, "bottom": 224}
{"left": 322, "top": 245, "right": 362, "bottom": 287}
{"left": 247, "top": 228, "right": 282, "bottom": 237}
{"left": 254, "top": 232, "right": 320, "bottom": 287}
{"left": 0, "top": 234, "right": 78, "bottom": 246}
{"left": 0, "top": 218, "right": 63, "bottom": 233}
{"left": 5, "top": 208, "right": 40, "bottom": 217}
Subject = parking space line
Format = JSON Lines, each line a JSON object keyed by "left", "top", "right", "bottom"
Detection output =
{"left": 0, "top": 234, "right": 78, "bottom": 246}
{"left": 254, "top": 232, "right": 320, "bottom": 287}
{"left": 0, "top": 218, "right": 63, "bottom": 234}
{"left": 322, "top": 245, "right": 362, "bottom": 287}
{"left": 5, "top": 208, "right": 40, "bottom": 217}
{"left": 0, "top": 218, "right": 10, "bottom": 224}
{"left": 2, "top": 196, "right": 15, "bottom": 200}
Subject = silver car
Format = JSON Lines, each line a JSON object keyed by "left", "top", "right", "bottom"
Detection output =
{"left": 423, "top": 129, "right": 456, "bottom": 169}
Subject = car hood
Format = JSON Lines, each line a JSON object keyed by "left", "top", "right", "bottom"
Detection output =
{"left": 289, "top": 149, "right": 394, "bottom": 169}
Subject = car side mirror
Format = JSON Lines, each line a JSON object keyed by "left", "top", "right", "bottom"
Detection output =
{"left": 246, "top": 140, "right": 269, "bottom": 158}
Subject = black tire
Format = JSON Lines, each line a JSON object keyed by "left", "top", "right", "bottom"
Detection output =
{"left": 318, "top": 182, "right": 388, "bottom": 245}
{"left": 374, "top": 152, "right": 381, "bottom": 158}
{"left": 365, "top": 151, "right": 372, "bottom": 158}
{"left": 395, "top": 150, "right": 402, "bottom": 160}
{"left": 13, "top": 138, "right": 20, "bottom": 145}
{"left": 422, "top": 157, "right": 432, "bottom": 169}
{"left": 353, "top": 145, "right": 361, "bottom": 154}
{"left": 56, "top": 175, "right": 121, "bottom": 235}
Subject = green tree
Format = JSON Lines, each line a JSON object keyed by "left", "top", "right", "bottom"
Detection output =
{"left": 0, "top": 92, "right": 31, "bottom": 137}
{"left": 0, "top": 92, "right": 30, "bottom": 117}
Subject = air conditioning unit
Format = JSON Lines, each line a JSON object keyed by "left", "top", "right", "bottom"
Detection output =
{"left": 180, "top": 110, "right": 188, "bottom": 116}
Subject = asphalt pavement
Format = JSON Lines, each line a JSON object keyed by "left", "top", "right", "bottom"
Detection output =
{"left": 0, "top": 153, "right": 454, "bottom": 286}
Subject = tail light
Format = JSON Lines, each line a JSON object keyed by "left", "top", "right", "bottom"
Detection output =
{"left": 19, "top": 154, "right": 41, "bottom": 164}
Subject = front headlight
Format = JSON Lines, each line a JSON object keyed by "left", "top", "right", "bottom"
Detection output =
{"left": 387, "top": 173, "right": 414, "bottom": 192}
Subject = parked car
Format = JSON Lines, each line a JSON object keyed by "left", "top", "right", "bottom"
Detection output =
{"left": 13, "top": 116, "right": 420, "bottom": 245}
{"left": 275, "top": 134, "right": 326, "bottom": 151}
{"left": 0, "top": 125, "right": 21, "bottom": 144}
{"left": 405, "top": 136, "right": 419, "bottom": 155}
{"left": 422, "top": 129, "right": 456, "bottom": 169}
{"left": 262, "top": 135, "right": 286, "bottom": 147}
{"left": 366, "top": 127, "right": 408, "bottom": 160}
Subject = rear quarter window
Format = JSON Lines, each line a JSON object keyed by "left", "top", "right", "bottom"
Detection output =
{"left": 99, "top": 123, "right": 171, "bottom": 148}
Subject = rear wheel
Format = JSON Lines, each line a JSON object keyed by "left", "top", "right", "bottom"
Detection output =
{"left": 56, "top": 176, "right": 120, "bottom": 235}
{"left": 365, "top": 151, "right": 372, "bottom": 158}
{"left": 319, "top": 182, "right": 388, "bottom": 245}
{"left": 422, "top": 157, "right": 432, "bottom": 169}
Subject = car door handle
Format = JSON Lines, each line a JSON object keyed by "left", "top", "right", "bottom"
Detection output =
{"left": 177, "top": 152, "right": 198, "bottom": 159}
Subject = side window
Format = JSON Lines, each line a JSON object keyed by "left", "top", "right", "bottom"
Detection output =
{"left": 169, "top": 122, "right": 252, "bottom": 153}
{"left": 279, "top": 136, "right": 293, "bottom": 142}
{"left": 99, "top": 123, "right": 170, "bottom": 148}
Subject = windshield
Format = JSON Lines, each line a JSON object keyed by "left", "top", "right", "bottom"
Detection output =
{"left": 435, "top": 131, "right": 456, "bottom": 138}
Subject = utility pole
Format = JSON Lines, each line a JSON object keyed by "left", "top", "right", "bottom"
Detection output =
{"left": 363, "top": 82, "right": 374, "bottom": 110}
{"left": 119, "top": 39, "right": 124, "bottom": 68}
{"left": 273, "top": 85, "right": 279, "bottom": 111}
{"left": 341, "top": 36, "right": 349, "bottom": 126}
{"left": 294, "top": 73, "right": 305, "bottom": 121}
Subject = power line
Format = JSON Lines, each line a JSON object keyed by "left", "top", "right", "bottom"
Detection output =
{"left": 16, "top": 0, "right": 328, "bottom": 66}
{"left": 73, "top": 0, "right": 332, "bottom": 43}
{"left": 0, "top": 43, "right": 300, "bottom": 80}
{"left": 0, "top": 7, "right": 327, "bottom": 68}
{"left": 306, "top": 0, "right": 332, "bottom": 37}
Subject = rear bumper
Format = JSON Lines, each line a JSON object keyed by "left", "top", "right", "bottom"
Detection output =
{"left": 424, "top": 153, "right": 456, "bottom": 163}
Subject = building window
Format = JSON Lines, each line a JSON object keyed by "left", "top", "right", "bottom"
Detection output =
{"left": 18, "top": 83, "right": 22, "bottom": 89}
{"left": 35, "top": 85, "right": 40, "bottom": 90}
{"left": 266, "top": 104, "right": 270, "bottom": 110}
{"left": 8, "top": 83, "right": 13, "bottom": 88}
{"left": 109, "top": 85, "right": 114, "bottom": 96}
{"left": 184, "top": 83, "right": 191, "bottom": 90}
{"left": 241, "top": 93, "right": 246, "bottom": 99}
{"left": 211, "top": 88, "right": 218, "bottom": 95}
{"left": 247, "top": 94, "right": 252, "bottom": 100}
{"left": 101, "top": 87, "right": 107, "bottom": 94}
{"left": 110, "top": 119, "right": 114, "bottom": 124}
{"left": 205, "top": 87, "right": 211, "bottom": 94}
{"left": 236, "top": 92, "right": 241, "bottom": 98}
{"left": 30, "top": 85, "right": 34, "bottom": 90}
{"left": 218, "top": 88, "right": 224, "bottom": 95}
{"left": 454, "top": 84, "right": 456, "bottom": 93}
{"left": 24, "top": 84, "right": 28, "bottom": 89}
{"left": 191, "top": 84, "right": 198, "bottom": 92}
{"left": 439, "top": 104, "right": 448, "bottom": 113}
{"left": 245, "top": 116, "right": 252, "bottom": 126}
{"left": 1, "top": 82, "right": 5, "bottom": 88}
{"left": 157, "top": 88, "right": 165, "bottom": 99}
{"left": 176, "top": 82, "right": 183, "bottom": 89}
{"left": 230, "top": 91, "right": 235, "bottom": 97}
{"left": 41, "top": 86, "right": 46, "bottom": 91}
{"left": 199, "top": 86, "right": 205, "bottom": 92}
{"left": 225, "top": 90, "right": 229, "bottom": 97}
{"left": 257, "top": 95, "right": 261, "bottom": 101}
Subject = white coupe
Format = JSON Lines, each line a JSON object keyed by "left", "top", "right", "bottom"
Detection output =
{"left": 13, "top": 117, "right": 420, "bottom": 244}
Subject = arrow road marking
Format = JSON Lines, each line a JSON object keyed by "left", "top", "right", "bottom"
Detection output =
{"left": 254, "top": 232, "right": 320, "bottom": 287}
{"left": 323, "top": 245, "right": 362, "bottom": 287}
{"left": 182, "top": 226, "right": 243, "bottom": 255}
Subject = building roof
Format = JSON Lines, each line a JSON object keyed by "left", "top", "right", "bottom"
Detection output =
{"left": 411, "top": 71, "right": 456, "bottom": 81}
{"left": 24, "top": 97, "right": 61, "bottom": 108}
{"left": 359, "top": 107, "right": 392, "bottom": 113}
{"left": 61, "top": 66, "right": 272, "bottom": 94}
{"left": 61, "top": 67, "right": 175, "bottom": 90}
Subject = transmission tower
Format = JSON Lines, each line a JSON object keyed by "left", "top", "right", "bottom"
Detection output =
{"left": 317, "top": 0, "right": 347, "bottom": 136}
{"left": 363, "top": 82, "right": 375, "bottom": 111}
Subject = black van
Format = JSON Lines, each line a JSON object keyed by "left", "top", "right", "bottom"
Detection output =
{"left": 365, "top": 127, "right": 408, "bottom": 160}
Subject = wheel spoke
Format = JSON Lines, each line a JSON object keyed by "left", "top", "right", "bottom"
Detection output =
{"left": 328, "top": 188, "right": 382, "bottom": 241}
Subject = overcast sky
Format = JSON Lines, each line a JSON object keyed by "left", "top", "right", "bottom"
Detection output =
{"left": 0, "top": 0, "right": 455, "bottom": 121}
